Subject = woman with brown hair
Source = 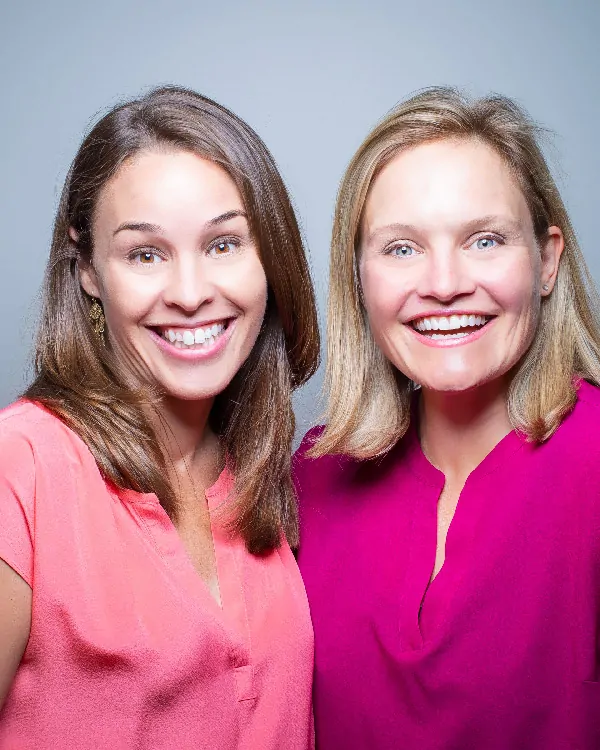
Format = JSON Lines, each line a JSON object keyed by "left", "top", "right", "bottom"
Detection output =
{"left": 0, "top": 86, "right": 319, "bottom": 749}
{"left": 295, "top": 88, "right": 600, "bottom": 748}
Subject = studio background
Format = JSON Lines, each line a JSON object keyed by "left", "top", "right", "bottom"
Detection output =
{"left": 1, "top": 0, "right": 598, "bottom": 434}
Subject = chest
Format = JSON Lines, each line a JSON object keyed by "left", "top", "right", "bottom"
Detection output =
{"left": 299, "top": 452, "right": 600, "bottom": 686}
{"left": 174, "top": 501, "right": 221, "bottom": 604}
{"left": 430, "top": 478, "right": 463, "bottom": 579}
{"left": 29, "top": 480, "right": 313, "bottom": 702}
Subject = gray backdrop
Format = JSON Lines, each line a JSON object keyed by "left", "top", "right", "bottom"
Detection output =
{"left": 1, "top": 0, "right": 599, "bottom": 435}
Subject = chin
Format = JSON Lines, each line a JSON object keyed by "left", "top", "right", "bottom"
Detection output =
{"left": 161, "top": 377, "right": 234, "bottom": 402}
{"left": 414, "top": 371, "right": 494, "bottom": 394}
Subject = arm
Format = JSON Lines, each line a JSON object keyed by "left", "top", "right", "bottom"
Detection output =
{"left": 0, "top": 558, "right": 31, "bottom": 708}
{"left": 0, "top": 422, "right": 37, "bottom": 710}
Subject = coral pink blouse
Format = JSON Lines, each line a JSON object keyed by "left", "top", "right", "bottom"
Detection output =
{"left": 0, "top": 400, "right": 314, "bottom": 750}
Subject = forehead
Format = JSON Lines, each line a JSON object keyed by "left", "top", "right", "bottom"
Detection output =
{"left": 362, "top": 138, "right": 531, "bottom": 233}
{"left": 93, "top": 149, "right": 244, "bottom": 230}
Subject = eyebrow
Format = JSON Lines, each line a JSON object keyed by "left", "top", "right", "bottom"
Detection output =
{"left": 206, "top": 209, "right": 248, "bottom": 227}
{"left": 365, "top": 215, "right": 524, "bottom": 245}
{"left": 364, "top": 223, "right": 419, "bottom": 245}
{"left": 112, "top": 210, "right": 248, "bottom": 237}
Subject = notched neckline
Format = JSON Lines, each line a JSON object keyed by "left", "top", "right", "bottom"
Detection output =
{"left": 109, "top": 465, "right": 234, "bottom": 510}
{"left": 396, "top": 415, "right": 530, "bottom": 654}
{"left": 404, "top": 416, "right": 527, "bottom": 488}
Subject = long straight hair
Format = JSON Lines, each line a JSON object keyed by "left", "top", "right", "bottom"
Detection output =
{"left": 26, "top": 86, "right": 320, "bottom": 554}
{"left": 312, "top": 86, "right": 600, "bottom": 459}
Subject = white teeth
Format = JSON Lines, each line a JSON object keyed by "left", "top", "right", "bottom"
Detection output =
{"left": 161, "top": 322, "right": 226, "bottom": 348}
{"left": 413, "top": 315, "right": 489, "bottom": 334}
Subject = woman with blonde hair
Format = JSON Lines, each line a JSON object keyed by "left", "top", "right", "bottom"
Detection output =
{"left": 295, "top": 87, "right": 600, "bottom": 748}
{"left": 0, "top": 86, "right": 319, "bottom": 748}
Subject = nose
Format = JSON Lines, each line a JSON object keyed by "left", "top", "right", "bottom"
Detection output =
{"left": 162, "top": 255, "right": 215, "bottom": 312}
{"left": 416, "top": 247, "right": 476, "bottom": 303}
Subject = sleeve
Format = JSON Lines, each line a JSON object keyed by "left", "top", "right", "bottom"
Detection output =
{"left": 0, "top": 429, "right": 36, "bottom": 587}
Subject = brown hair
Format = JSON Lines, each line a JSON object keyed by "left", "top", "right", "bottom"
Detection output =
{"left": 26, "top": 85, "right": 320, "bottom": 554}
{"left": 313, "top": 86, "right": 600, "bottom": 459}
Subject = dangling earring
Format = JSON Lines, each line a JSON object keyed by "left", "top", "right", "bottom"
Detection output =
{"left": 89, "top": 298, "right": 106, "bottom": 342}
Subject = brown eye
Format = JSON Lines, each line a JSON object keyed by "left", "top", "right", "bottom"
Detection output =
{"left": 132, "top": 251, "right": 163, "bottom": 265}
{"left": 209, "top": 240, "right": 238, "bottom": 258}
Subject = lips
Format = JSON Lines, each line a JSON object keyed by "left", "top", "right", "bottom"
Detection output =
{"left": 408, "top": 313, "right": 495, "bottom": 344}
{"left": 151, "top": 319, "right": 231, "bottom": 350}
{"left": 411, "top": 313, "right": 491, "bottom": 334}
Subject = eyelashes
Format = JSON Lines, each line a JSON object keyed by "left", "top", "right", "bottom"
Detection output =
{"left": 129, "top": 250, "right": 164, "bottom": 265}
{"left": 125, "top": 235, "right": 244, "bottom": 266}
{"left": 381, "top": 233, "right": 506, "bottom": 258}
{"left": 207, "top": 238, "right": 241, "bottom": 258}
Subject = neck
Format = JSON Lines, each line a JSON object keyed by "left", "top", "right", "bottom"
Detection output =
{"left": 146, "top": 396, "right": 221, "bottom": 486}
{"left": 418, "top": 378, "right": 512, "bottom": 483}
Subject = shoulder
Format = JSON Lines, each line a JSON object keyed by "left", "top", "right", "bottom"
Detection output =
{"left": 574, "top": 379, "right": 600, "bottom": 414}
{"left": 293, "top": 426, "right": 353, "bottom": 493}
{"left": 0, "top": 400, "right": 68, "bottom": 439}
{"left": 0, "top": 400, "right": 93, "bottom": 475}
{"left": 294, "top": 425, "right": 325, "bottom": 462}
{"left": 293, "top": 424, "right": 411, "bottom": 512}
{"left": 559, "top": 380, "right": 600, "bottom": 446}
{"left": 0, "top": 401, "right": 51, "bottom": 464}
{"left": 536, "top": 380, "right": 600, "bottom": 477}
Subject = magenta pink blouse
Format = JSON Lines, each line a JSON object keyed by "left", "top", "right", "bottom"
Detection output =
{"left": 295, "top": 381, "right": 600, "bottom": 749}
{"left": 0, "top": 400, "right": 314, "bottom": 749}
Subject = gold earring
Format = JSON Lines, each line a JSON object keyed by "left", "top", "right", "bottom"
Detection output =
{"left": 89, "top": 298, "right": 105, "bottom": 340}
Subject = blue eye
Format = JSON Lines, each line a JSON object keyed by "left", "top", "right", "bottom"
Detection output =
{"left": 132, "top": 251, "right": 163, "bottom": 265}
{"left": 474, "top": 237, "right": 497, "bottom": 251}
{"left": 390, "top": 244, "right": 416, "bottom": 258}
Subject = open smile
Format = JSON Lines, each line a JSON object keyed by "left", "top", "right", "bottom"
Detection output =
{"left": 408, "top": 313, "right": 495, "bottom": 346}
{"left": 147, "top": 318, "right": 235, "bottom": 359}
{"left": 154, "top": 319, "right": 231, "bottom": 350}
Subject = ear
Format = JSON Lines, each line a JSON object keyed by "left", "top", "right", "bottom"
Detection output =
{"left": 70, "top": 227, "right": 101, "bottom": 299}
{"left": 540, "top": 226, "right": 564, "bottom": 296}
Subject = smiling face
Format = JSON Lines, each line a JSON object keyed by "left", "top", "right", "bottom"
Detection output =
{"left": 78, "top": 149, "right": 268, "bottom": 402}
{"left": 359, "top": 138, "right": 563, "bottom": 394}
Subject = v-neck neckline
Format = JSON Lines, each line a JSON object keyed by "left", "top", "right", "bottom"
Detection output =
{"left": 109, "top": 467, "right": 257, "bottom": 700}
{"left": 396, "top": 415, "right": 527, "bottom": 652}
{"left": 404, "top": 411, "right": 526, "bottom": 487}
{"left": 113, "top": 467, "right": 244, "bottom": 625}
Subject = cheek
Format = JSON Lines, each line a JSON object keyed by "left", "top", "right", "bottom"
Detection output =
{"left": 228, "top": 259, "right": 268, "bottom": 321}
{"left": 482, "top": 257, "right": 540, "bottom": 323}
{"left": 99, "top": 269, "right": 161, "bottom": 328}
{"left": 249, "top": 268, "right": 269, "bottom": 313}
{"left": 360, "top": 260, "right": 410, "bottom": 325}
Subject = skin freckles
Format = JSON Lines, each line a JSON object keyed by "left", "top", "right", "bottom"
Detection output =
{"left": 359, "top": 138, "right": 564, "bottom": 394}
{"left": 77, "top": 149, "right": 268, "bottom": 402}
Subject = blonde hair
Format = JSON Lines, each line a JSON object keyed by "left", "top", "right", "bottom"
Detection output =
{"left": 312, "top": 86, "right": 600, "bottom": 459}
